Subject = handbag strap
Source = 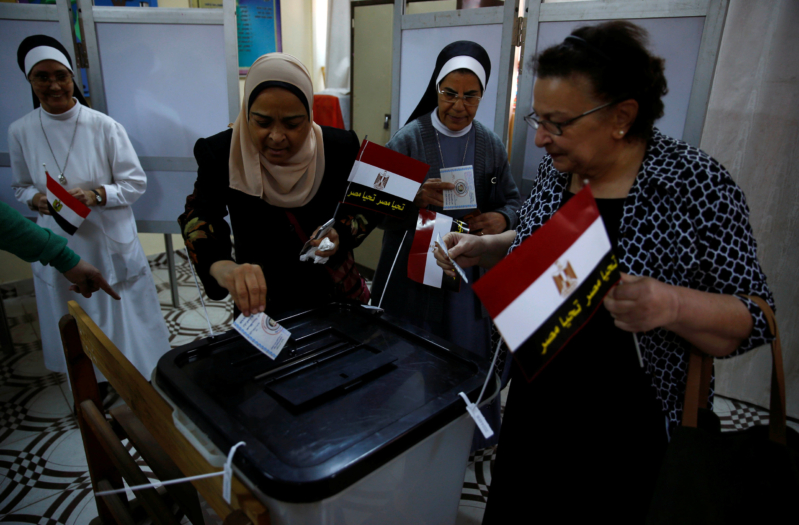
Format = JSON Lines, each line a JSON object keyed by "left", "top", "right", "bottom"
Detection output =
{"left": 681, "top": 295, "right": 786, "bottom": 445}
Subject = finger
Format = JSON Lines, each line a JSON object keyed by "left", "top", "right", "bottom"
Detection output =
{"left": 255, "top": 267, "right": 267, "bottom": 312}
{"left": 243, "top": 270, "right": 262, "bottom": 314}
{"left": 234, "top": 272, "right": 251, "bottom": 316}
{"left": 427, "top": 194, "right": 445, "bottom": 207}
{"left": 619, "top": 272, "right": 642, "bottom": 284}
{"left": 98, "top": 278, "right": 121, "bottom": 300}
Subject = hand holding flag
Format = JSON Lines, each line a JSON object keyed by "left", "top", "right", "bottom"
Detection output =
{"left": 44, "top": 165, "right": 90, "bottom": 235}
{"left": 472, "top": 186, "right": 621, "bottom": 382}
{"left": 407, "top": 209, "right": 469, "bottom": 291}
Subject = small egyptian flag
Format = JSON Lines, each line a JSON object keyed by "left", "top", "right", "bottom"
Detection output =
{"left": 45, "top": 169, "right": 90, "bottom": 235}
{"left": 472, "top": 186, "right": 620, "bottom": 382}
{"left": 342, "top": 139, "right": 429, "bottom": 219}
{"left": 408, "top": 210, "right": 469, "bottom": 291}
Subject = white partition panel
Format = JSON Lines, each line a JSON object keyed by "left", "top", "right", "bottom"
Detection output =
{"left": 398, "top": 23, "right": 504, "bottom": 131}
{"left": 130, "top": 170, "right": 197, "bottom": 232}
{"left": 521, "top": 17, "right": 705, "bottom": 181}
{"left": 0, "top": 20, "right": 61, "bottom": 153}
{"left": 96, "top": 23, "right": 229, "bottom": 159}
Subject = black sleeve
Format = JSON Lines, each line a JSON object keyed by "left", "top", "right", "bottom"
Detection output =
{"left": 177, "top": 133, "right": 234, "bottom": 300}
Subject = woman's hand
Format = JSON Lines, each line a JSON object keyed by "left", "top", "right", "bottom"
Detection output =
{"left": 209, "top": 260, "right": 267, "bottom": 316}
{"left": 604, "top": 273, "right": 755, "bottom": 357}
{"left": 309, "top": 225, "right": 339, "bottom": 258}
{"left": 434, "top": 232, "right": 487, "bottom": 277}
{"left": 68, "top": 187, "right": 106, "bottom": 207}
{"left": 32, "top": 193, "right": 51, "bottom": 215}
{"left": 604, "top": 273, "right": 679, "bottom": 333}
{"left": 63, "top": 259, "right": 120, "bottom": 299}
{"left": 414, "top": 178, "right": 455, "bottom": 208}
{"left": 468, "top": 212, "right": 507, "bottom": 235}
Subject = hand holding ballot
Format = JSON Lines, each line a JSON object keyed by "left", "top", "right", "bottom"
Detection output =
{"left": 307, "top": 222, "right": 339, "bottom": 258}
{"left": 414, "top": 178, "right": 455, "bottom": 209}
{"left": 209, "top": 261, "right": 267, "bottom": 317}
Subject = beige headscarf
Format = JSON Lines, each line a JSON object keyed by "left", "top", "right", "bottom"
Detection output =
{"left": 229, "top": 53, "right": 325, "bottom": 208}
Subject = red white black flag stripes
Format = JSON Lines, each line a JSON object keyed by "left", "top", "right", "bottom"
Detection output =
{"left": 342, "top": 139, "right": 429, "bottom": 219}
{"left": 45, "top": 170, "right": 90, "bottom": 235}
{"left": 407, "top": 210, "right": 469, "bottom": 291}
{"left": 472, "top": 186, "right": 620, "bottom": 382}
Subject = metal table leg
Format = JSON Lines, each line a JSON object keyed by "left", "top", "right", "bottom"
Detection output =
{"left": 165, "top": 234, "right": 180, "bottom": 309}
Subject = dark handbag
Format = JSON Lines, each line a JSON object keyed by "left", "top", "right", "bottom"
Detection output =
{"left": 284, "top": 211, "right": 371, "bottom": 305}
{"left": 646, "top": 296, "right": 799, "bottom": 525}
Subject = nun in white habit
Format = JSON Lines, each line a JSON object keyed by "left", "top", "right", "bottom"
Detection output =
{"left": 9, "top": 35, "right": 170, "bottom": 380}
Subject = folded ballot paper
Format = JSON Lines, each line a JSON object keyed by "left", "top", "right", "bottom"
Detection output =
{"left": 407, "top": 210, "right": 469, "bottom": 291}
{"left": 234, "top": 312, "right": 291, "bottom": 360}
{"left": 342, "top": 139, "right": 429, "bottom": 219}
{"left": 472, "top": 186, "right": 620, "bottom": 382}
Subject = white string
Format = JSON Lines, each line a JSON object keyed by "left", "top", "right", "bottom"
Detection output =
{"left": 633, "top": 333, "right": 644, "bottom": 368}
{"left": 377, "top": 230, "right": 408, "bottom": 309}
{"left": 95, "top": 471, "right": 224, "bottom": 497}
{"left": 477, "top": 338, "right": 503, "bottom": 406}
{"left": 94, "top": 441, "right": 247, "bottom": 502}
{"left": 185, "top": 248, "right": 216, "bottom": 338}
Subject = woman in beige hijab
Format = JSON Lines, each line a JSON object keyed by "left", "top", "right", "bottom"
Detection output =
{"left": 179, "top": 53, "right": 375, "bottom": 316}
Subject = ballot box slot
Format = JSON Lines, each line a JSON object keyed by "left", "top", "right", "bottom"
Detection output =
{"left": 263, "top": 345, "right": 398, "bottom": 409}
{"left": 230, "top": 327, "right": 357, "bottom": 370}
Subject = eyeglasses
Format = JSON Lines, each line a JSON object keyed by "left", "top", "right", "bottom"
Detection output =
{"left": 437, "top": 86, "right": 482, "bottom": 107}
{"left": 29, "top": 72, "right": 74, "bottom": 88}
{"left": 524, "top": 100, "right": 617, "bottom": 136}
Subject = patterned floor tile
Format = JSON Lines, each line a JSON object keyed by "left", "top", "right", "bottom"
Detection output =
{"left": 0, "top": 432, "right": 91, "bottom": 516}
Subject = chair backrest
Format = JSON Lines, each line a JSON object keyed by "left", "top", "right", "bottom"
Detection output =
{"left": 63, "top": 300, "right": 271, "bottom": 525}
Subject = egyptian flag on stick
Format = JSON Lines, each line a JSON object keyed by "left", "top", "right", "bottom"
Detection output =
{"left": 472, "top": 186, "right": 620, "bottom": 382}
{"left": 45, "top": 167, "right": 90, "bottom": 235}
{"left": 342, "top": 139, "right": 429, "bottom": 219}
{"left": 408, "top": 210, "right": 469, "bottom": 291}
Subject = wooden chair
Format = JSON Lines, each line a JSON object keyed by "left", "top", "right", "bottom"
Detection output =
{"left": 61, "top": 300, "right": 271, "bottom": 525}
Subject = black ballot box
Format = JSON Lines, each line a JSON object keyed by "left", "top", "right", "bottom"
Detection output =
{"left": 154, "top": 302, "right": 498, "bottom": 525}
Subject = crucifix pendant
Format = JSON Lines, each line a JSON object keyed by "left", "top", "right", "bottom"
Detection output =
{"left": 59, "top": 173, "right": 67, "bottom": 185}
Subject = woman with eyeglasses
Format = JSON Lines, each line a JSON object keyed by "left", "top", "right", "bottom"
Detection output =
{"left": 370, "top": 41, "right": 522, "bottom": 451}
{"left": 8, "top": 35, "right": 169, "bottom": 381}
{"left": 435, "top": 22, "right": 773, "bottom": 522}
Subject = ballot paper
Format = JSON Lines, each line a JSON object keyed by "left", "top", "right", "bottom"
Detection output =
{"left": 441, "top": 165, "right": 477, "bottom": 211}
{"left": 233, "top": 312, "right": 291, "bottom": 360}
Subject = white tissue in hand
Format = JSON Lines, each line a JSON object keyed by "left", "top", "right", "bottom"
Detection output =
{"left": 299, "top": 237, "right": 335, "bottom": 264}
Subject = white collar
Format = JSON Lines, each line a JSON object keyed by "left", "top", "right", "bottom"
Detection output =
{"left": 40, "top": 98, "right": 81, "bottom": 121}
{"left": 431, "top": 110, "right": 472, "bottom": 138}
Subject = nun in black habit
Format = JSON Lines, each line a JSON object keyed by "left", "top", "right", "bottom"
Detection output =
{"left": 370, "top": 41, "right": 522, "bottom": 451}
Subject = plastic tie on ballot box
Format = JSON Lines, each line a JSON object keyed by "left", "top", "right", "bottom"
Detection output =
{"left": 95, "top": 441, "right": 246, "bottom": 505}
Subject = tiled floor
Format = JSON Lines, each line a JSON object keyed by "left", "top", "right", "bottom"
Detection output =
{"left": 2, "top": 252, "right": 795, "bottom": 524}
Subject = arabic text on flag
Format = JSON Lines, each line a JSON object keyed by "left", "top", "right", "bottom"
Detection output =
{"left": 342, "top": 140, "right": 429, "bottom": 219}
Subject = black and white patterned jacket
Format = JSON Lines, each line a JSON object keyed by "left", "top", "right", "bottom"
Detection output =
{"left": 510, "top": 129, "right": 774, "bottom": 432}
